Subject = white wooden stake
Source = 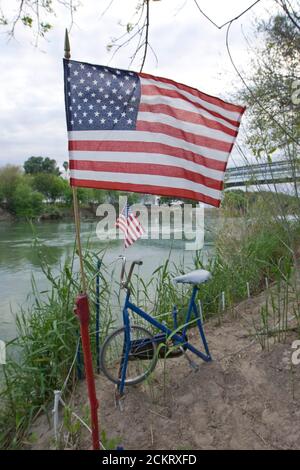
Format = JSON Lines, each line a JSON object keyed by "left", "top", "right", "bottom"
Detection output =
{"left": 221, "top": 292, "right": 225, "bottom": 311}
{"left": 247, "top": 282, "right": 250, "bottom": 299}
{"left": 52, "top": 390, "right": 61, "bottom": 445}
{"left": 265, "top": 277, "right": 269, "bottom": 290}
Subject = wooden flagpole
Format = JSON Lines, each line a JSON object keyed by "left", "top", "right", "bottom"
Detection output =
{"left": 64, "top": 28, "right": 86, "bottom": 293}
{"left": 64, "top": 29, "right": 100, "bottom": 451}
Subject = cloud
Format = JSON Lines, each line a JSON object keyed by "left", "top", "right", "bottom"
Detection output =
{"left": 0, "top": 0, "right": 274, "bottom": 168}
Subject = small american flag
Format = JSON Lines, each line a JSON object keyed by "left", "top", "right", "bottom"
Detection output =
{"left": 63, "top": 59, "right": 245, "bottom": 207}
{"left": 116, "top": 204, "right": 145, "bottom": 248}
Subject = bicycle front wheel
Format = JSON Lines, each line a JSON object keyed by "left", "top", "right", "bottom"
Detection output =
{"left": 100, "top": 325, "right": 158, "bottom": 386}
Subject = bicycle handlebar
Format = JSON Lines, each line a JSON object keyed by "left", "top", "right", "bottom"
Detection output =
{"left": 118, "top": 256, "right": 143, "bottom": 288}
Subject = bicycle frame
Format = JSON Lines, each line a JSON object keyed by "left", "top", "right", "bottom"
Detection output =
{"left": 118, "top": 286, "right": 212, "bottom": 396}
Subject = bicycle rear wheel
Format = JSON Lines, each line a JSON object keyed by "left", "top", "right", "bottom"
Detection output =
{"left": 100, "top": 325, "right": 158, "bottom": 386}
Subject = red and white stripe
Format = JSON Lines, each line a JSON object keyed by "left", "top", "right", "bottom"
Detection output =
{"left": 69, "top": 72, "right": 245, "bottom": 207}
{"left": 116, "top": 212, "right": 144, "bottom": 248}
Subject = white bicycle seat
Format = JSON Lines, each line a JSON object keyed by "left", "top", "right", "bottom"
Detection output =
{"left": 173, "top": 269, "right": 212, "bottom": 285}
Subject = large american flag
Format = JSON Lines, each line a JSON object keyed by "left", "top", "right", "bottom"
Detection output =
{"left": 116, "top": 204, "right": 144, "bottom": 248}
{"left": 63, "top": 59, "right": 245, "bottom": 207}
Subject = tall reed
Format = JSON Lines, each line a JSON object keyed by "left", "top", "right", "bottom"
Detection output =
{"left": 0, "top": 245, "right": 115, "bottom": 449}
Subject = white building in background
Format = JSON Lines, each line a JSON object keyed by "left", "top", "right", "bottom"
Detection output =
{"left": 139, "top": 194, "right": 159, "bottom": 206}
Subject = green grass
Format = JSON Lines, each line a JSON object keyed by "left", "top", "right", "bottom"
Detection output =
{"left": 0, "top": 246, "right": 115, "bottom": 449}
{"left": 130, "top": 215, "right": 296, "bottom": 328}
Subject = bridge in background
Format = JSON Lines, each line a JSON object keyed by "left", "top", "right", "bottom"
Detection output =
{"left": 224, "top": 160, "right": 300, "bottom": 188}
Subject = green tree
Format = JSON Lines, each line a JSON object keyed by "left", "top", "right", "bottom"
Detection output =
{"left": 127, "top": 192, "right": 140, "bottom": 205}
{"left": 11, "top": 182, "right": 43, "bottom": 218}
{"left": 33, "top": 173, "right": 65, "bottom": 202}
{"left": 63, "top": 161, "right": 69, "bottom": 175}
{"left": 222, "top": 190, "right": 247, "bottom": 213}
{"left": 0, "top": 165, "right": 22, "bottom": 210}
{"left": 24, "top": 156, "right": 61, "bottom": 176}
{"left": 105, "top": 190, "right": 140, "bottom": 205}
{"left": 77, "top": 188, "right": 95, "bottom": 205}
{"left": 60, "top": 185, "right": 93, "bottom": 206}
{"left": 61, "top": 185, "right": 107, "bottom": 206}
{"left": 237, "top": 2, "right": 300, "bottom": 166}
{"left": 91, "top": 189, "right": 106, "bottom": 205}
{"left": 61, "top": 182, "right": 73, "bottom": 206}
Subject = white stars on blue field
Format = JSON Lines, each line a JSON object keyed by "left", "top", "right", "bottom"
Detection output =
{"left": 63, "top": 59, "right": 141, "bottom": 131}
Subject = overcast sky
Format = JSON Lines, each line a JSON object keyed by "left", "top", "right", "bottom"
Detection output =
{"left": 0, "top": 0, "right": 276, "bottom": 169}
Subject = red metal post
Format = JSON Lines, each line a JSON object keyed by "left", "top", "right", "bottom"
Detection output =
{"left": 74, "top": 293, "right": 100, "bottom": 450}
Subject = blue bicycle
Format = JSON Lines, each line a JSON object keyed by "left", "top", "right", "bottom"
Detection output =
{"left": 100, "top": 257, "right": 212, "bottom": 396}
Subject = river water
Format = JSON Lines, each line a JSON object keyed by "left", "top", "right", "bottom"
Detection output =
{"left": 0, "top": 214, "right": 219, "bottom": 341}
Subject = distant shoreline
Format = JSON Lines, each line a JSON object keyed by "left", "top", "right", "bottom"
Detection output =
{"left": 0, "top": 205, "right": 219, "bottom": 223}
{"left": 0, "top": 205, "right": 97, "bottom": 223}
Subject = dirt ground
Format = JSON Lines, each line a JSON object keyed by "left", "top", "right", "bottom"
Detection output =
{"left": 31, "top": 289, "right": 300, "bottom": 450}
